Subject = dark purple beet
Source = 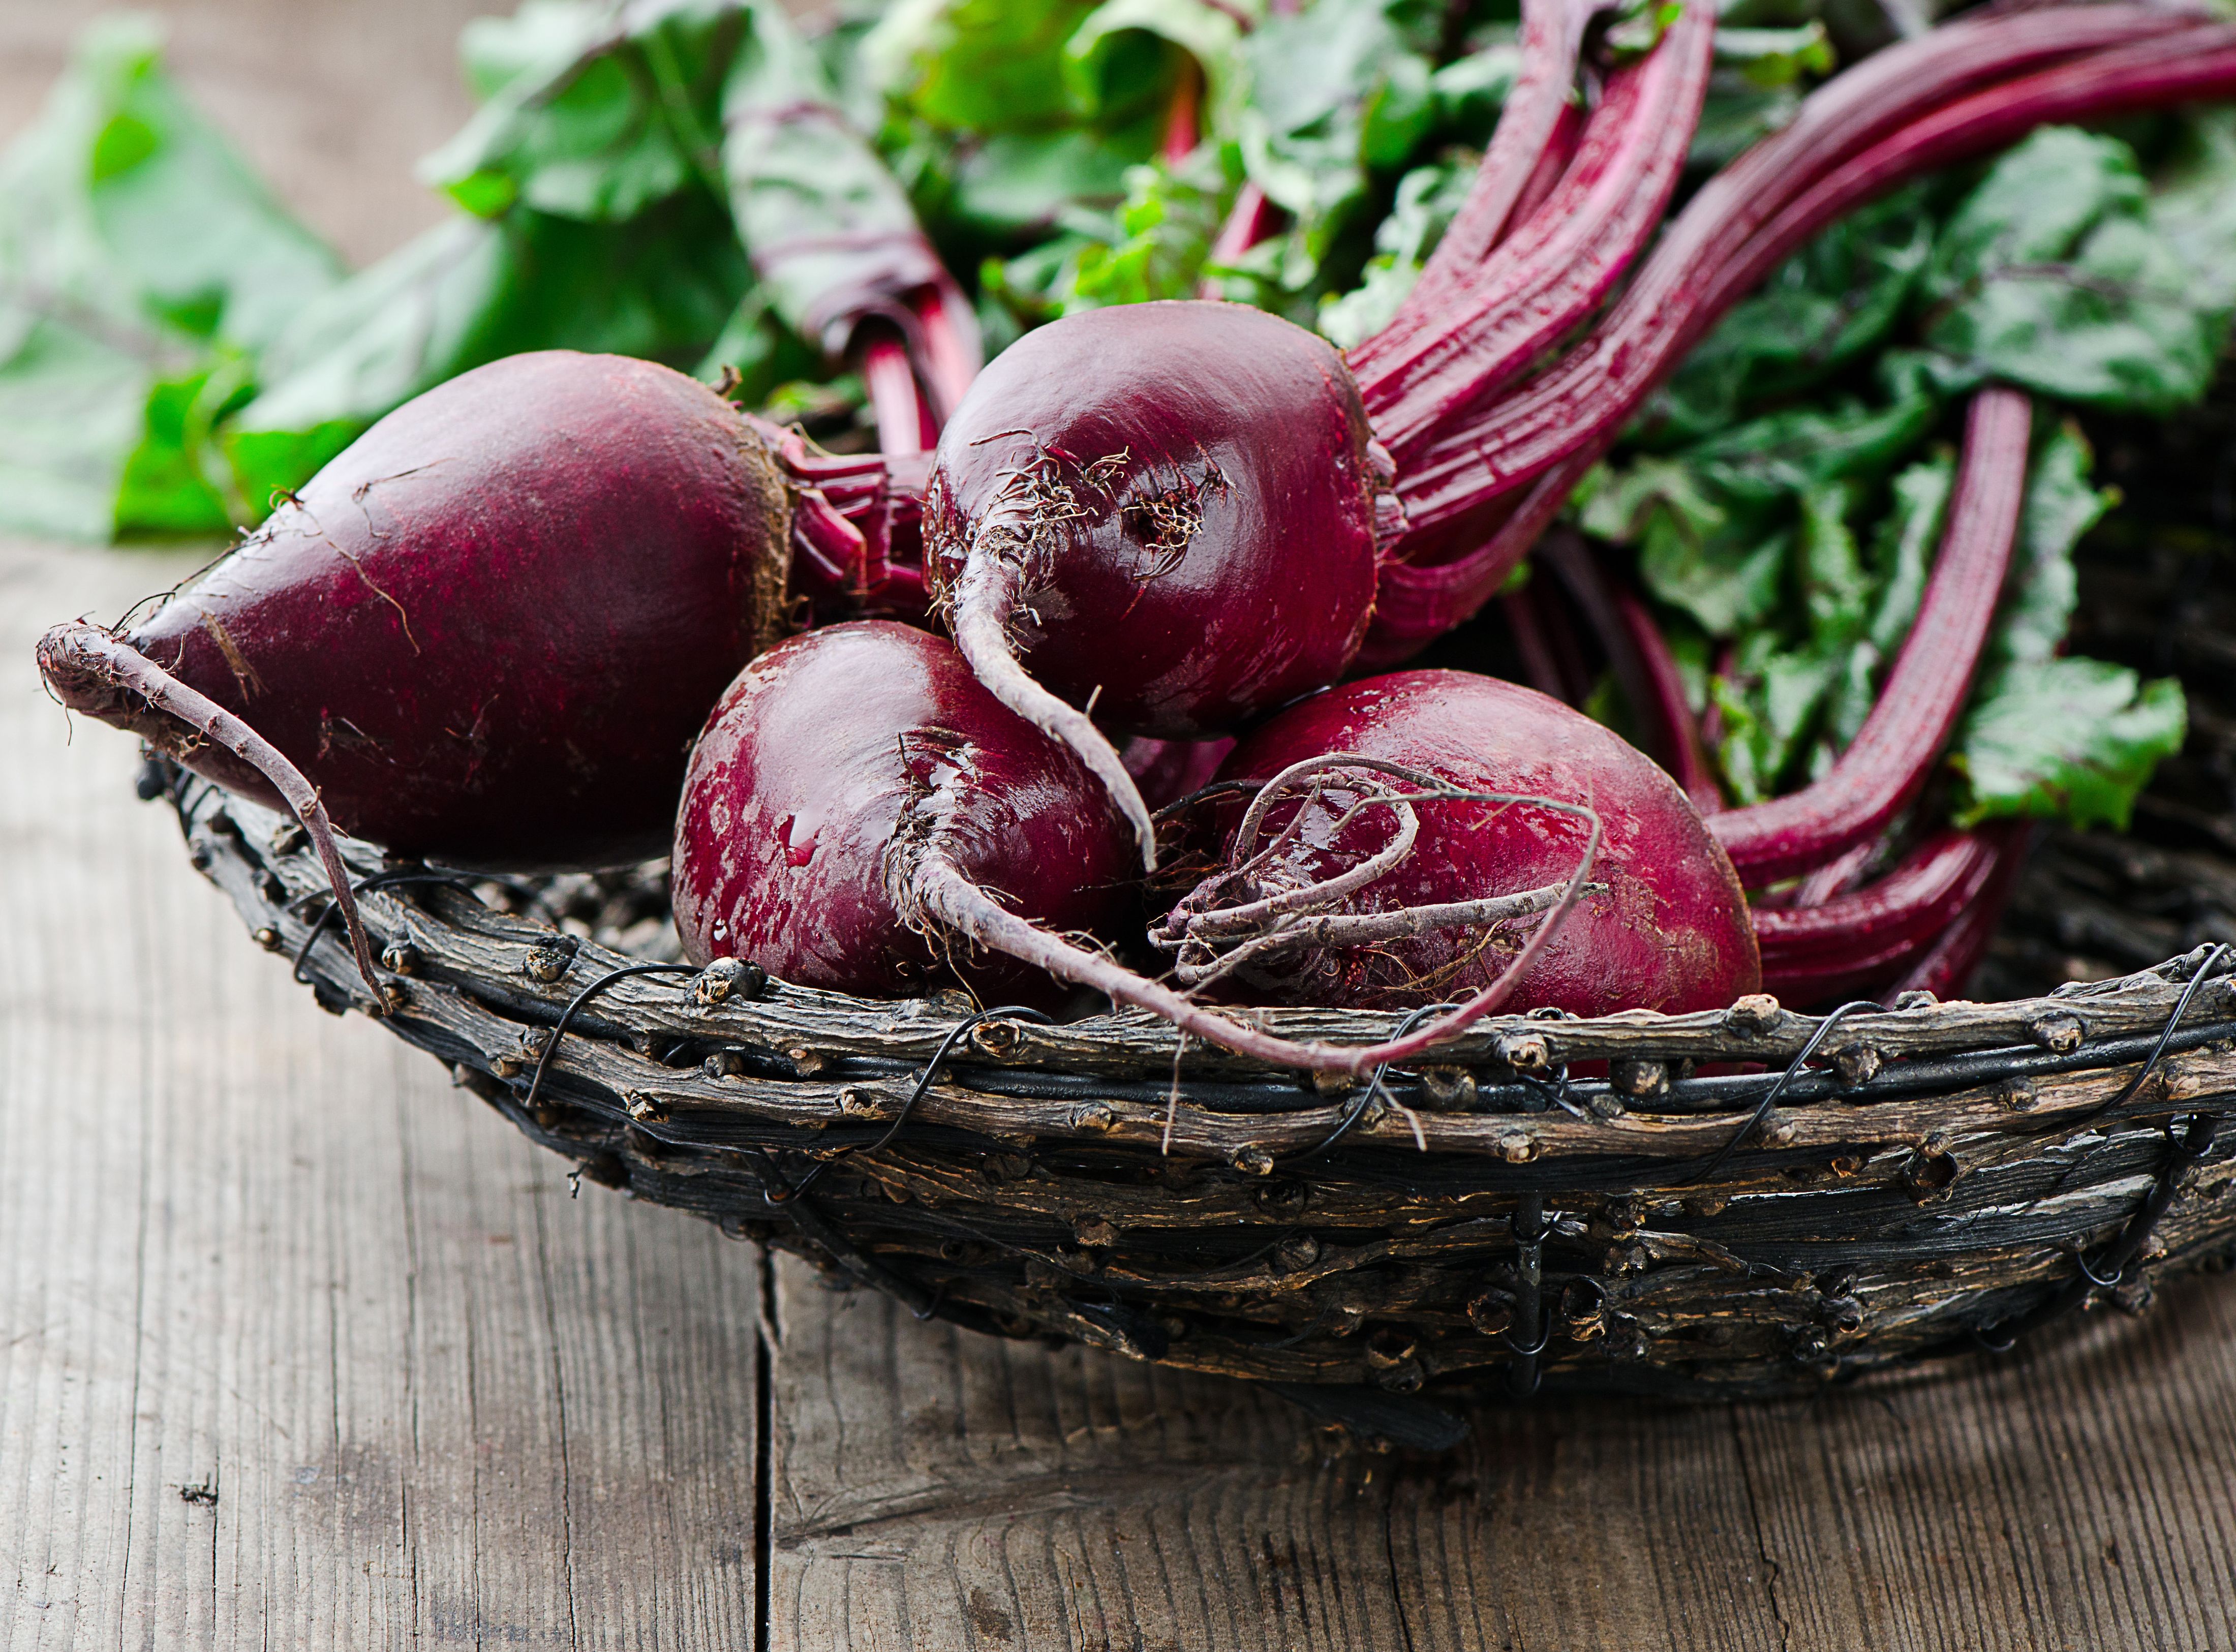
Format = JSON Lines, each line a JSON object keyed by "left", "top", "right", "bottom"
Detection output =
{"left": 671, "top": 621, "right": 1137, "bottom": 1003}
{"left": 1160, "top": 670, "right": 1760, "bottom": 1018}
{"left": 922, "top": 300, "right": 1397, "bottom": 861}
{"left": 39, "top": 350, "right": 791, "bottom": 871}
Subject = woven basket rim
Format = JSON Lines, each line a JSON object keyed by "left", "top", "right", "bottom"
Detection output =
{"left": 163, "top": 762, "right": 2236, "bottom": 1416}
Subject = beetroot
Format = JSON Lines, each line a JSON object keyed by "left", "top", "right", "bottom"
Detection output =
{"left": 39, "top": 350, "right": 805, "bottom": 997}
{"left": 672, "top": 625, "right": 1605, "bottom": 1074}
{"left": 43, "top": 351, "right": 791, "bottom": 867}
{"left": 922, "top": 300, "right": 1397, "bottom": 861}
{"left": 671, "top": 621, "right": 1137, "bottom": 1003}
{"left": 1155, "top": 671, "right": 1760, "bottom": 1018}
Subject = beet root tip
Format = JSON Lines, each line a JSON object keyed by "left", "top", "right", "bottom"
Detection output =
{"left": 33, "top": 620, "right": 387, "bottom": 1010}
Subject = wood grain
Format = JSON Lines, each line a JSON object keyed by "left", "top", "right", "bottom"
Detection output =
{"left": 0, "top": 538, "right": 761, "bottom": 1648}
{"left": 765, "top": 1246, "right": 2236, "bottom": 1651}
{"left": 10, "top": 536, "right": 2236, "bottom": 1647}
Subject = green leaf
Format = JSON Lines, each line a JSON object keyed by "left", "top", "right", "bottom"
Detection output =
{"left": 946, "top": 129, "right": 1145, "bottom": 235}
{"left": 864, "top": 0, "right": 1105, "bottom": 133}
{"left": 1681, "top": 392, "right": 1939, "bottom": 506}
{"left": 1064, "top": 0, "right": 1247, "bottom": 130}
{"left": 1921, "top": 127, "right": 2230, "bottom": 414}
{"left": 2151, "top": 108, "right": 2236, "bottom": 317}
{"left": 1986, "top": 418, "right": 2116, "bottom": 672}
{"left": 419, "top": 0, "right": 736, "bottom": 223}
{"left": 1428, "top": 44, "right": 1521, "bottom": 145}
{"left": 229, "top": 193, "right": 753, "bottom": 504}
{"left": 457, "top": 0, "right": 609, "bottom": 103}
{"left": 1951, "top": 657, "right": 2187, "bottom": 830}
{"left": 1645, "top": 186, "right": 1932, "bottom": 442}
{"left": 1232, "top": 0, "right": 1439, "bottom": 285}
{"left": 0, "top": 14, "right": 339, "bottom": 539}
{"left": 722, "top": 0, "right": 950, "bottom": 352}
{"left": 1317, "top": 157, "right": 1474, "bottom": 347}
{"left": 114, "top": 352, "right": 256, "bottom": 536}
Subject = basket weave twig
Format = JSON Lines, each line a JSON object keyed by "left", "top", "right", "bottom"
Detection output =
{"left": 166, "top": 762, "right": 2236, "bottom": 1430}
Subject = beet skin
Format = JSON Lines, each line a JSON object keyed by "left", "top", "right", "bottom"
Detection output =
{"left": 1189, "top": 670, "right": 1760, "bottom": 1016}
{"left": 923, "top": 300, "right": 1391, "bottom": 739}
{"left": 672, "top": 621, "right": 1135, "bottom": 1002}
{"left": 39, "top": 351, "right": 790, "bottom": 870}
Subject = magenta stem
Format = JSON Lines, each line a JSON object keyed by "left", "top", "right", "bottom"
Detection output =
{"left": 1162, "top": 58, "right": 1201, "bottom": 164}
{"left": 1611, "top": 580, "right": 1723, "bottom": 813}
{"left": 1386, "top": 0, "right": 1601, "bottom": 316}
{"left": 1352, "top": 0, "right": 1716, "bottom": 463}
{"left": 1500, "top": 586, "right": 1572, "bottom": 703}
{"left": 1198, "top": 183, "right": 1281, "bottom": 298}
{"left": 1709, "top": 388, "right": 2030, "bottom": 885}
{"left": 1894, "top": 824, "right": 2031, "bottom": 1001}
{"left": 860, "top": 329, "right": 929, "bottom": 456}
{"left": 905, "top": 282, "right": 980, "bottom": 421}
{"left": 1760, "top": 827, "right": 2013, "bottom": 1001}
{"left": 1754, "top": 829, "right": 1997, "bottom": 970}
{"left": 1389, "top": 9, "right": 2228, "bottom": 548}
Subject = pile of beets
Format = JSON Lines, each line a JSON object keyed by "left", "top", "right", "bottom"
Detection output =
{"left": 39, "top": 1, "right": 2236, "bottom": 1074}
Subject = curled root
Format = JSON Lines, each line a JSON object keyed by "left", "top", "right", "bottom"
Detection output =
{"left": 946, "top": 507, "right": 1158, "bottom": 871}
{"left": 36, "top": 622, "right": 386, "bottom": 1008}
{"left": 909, "top": 750, "right": 1603, "bottom": 1076}
{"left": 1150, "top": 754, "right": 1603, "bottom": 992}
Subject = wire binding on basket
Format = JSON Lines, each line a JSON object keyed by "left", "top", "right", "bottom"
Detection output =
{"left": 162, "top": 760, "right": 2236, "bottom": 1410}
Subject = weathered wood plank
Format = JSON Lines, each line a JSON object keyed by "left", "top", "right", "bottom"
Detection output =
{"left": 765, "top": 1244, "right": 2236, "bottom": 1651}
{"left": 0, "top": 538, "right": 761, "bottom": 1648}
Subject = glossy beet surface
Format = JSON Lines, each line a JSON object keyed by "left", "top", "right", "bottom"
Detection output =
{"left": 1189, "top": 670, "right": 1760, "bottom": 1016}
{"left": 40, "top": 352, "right": 790, "bottom": 869}
{"left": 672, "top": 622, "right": 1136, "bottom": 1001}
{"left": 923, "top": 300, "right": 1390, "bottom": 738}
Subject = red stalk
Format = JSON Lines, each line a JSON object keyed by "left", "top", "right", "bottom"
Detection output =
{"left": 1894, "top": 823, "right": 2031, "bottom": 1000}
{"left": 1163, "top": 57, "right": 1202, "bottom": 164}
{"left": 1789, "top": 839, "right": 1875, "bottom": 906}
{"left": 1499, "top": 583, "right": 1580, "bottom": 703}
{"left": 1760, "top": 826, "right": 2014, "bottom": 1001}
{"left": 1539, "top": 528, "right": 1663, "bottom": 726}
{"left": 738, "top": 411, "right": 930, "bottom": 609}
{"left": 1506, "top": 98, "right": 1584, "bottom": 232}
{"left": 1390, "top": 9, "right": 2231, "bottom": 545}
{"left": 906, "top": 282, "right": 981, "bottom": 420}
{"left": 1358, "top": 7, "right": 2226, "bottom": 657}
{"left": 1383, "top": 0, "right": 1603, "bottom": 320}
{"left": 1351, "top": 0, "right": 1716, "bottom": 464}
{"left": 860, "top": 328, "right": 933, "bottom": 455}
{"left": 1754, "top": 828, "right": 1999, "bottom": 971}
{"left": 1612, "top": 579, "right": 1722, "bottom": 812}
{"left": 1198, "top": 182, "right": 1281, "bottom": 298}
{"left": 1708, "top": 387, "right": 2030, "bottom": 885}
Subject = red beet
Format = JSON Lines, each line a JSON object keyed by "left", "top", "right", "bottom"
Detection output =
{"left": 672, "top": 625, "right": 1606, "bottom": 1075}
{"left": 43, "top": 351, "right": 791, "bottom": 868}
{"left": 38, "top": 350, "right": 805, "bottom": 997}
{"left": 671, "top": 621, "right": 1137, "bottom": 1003}
{"left": 1157, "top": 671, "right": 1760, "bottom": 1018}
{"left": 922, "top": 300, "right": 1397, "bottom": 862}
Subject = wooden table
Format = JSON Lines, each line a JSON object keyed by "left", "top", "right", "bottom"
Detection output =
{"left": 9, "top": 544, "right": 2236, "bottom": 1652}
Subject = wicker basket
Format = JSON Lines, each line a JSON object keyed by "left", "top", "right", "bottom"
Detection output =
{"left": 162, "top": 766, "right": 2236, "bottom": 1432}
{"left": 149, "top": 397, "right": 2236, "bottom": 1444}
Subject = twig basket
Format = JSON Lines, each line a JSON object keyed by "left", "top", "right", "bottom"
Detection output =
{"left": 166, "top": 763, "right": 2236, "bottom": 1426}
